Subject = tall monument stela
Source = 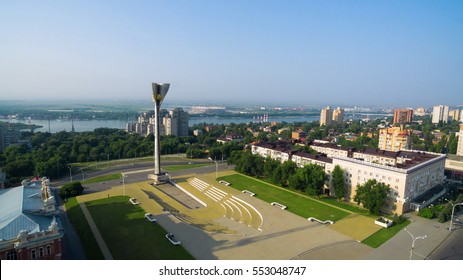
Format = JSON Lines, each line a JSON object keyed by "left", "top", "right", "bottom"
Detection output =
{"left": 150, "top": 82, "right": 170, "bottom": 182}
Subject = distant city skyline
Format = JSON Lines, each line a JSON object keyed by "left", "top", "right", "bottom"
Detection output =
{"left": 1, "top": 1, "right": 462, "bottom": 107}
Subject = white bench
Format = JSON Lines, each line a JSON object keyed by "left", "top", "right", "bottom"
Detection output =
{"left": 271, "top": 202, "right": 287, "bottom": 210}
{"left": 129, "top": 198, "right": 140, "bottom": 205}
{"left": 165, "top": 233, "right": 181, "bottom": 245}
{"left": 242, "top": 190, "right": 256, "bottom": 196}
{"left": 307, "top": 217, "right": 334, "bottom": 224}
{"left": 219, "top": 180, "right": 231, "bottom": 186}
{"left": 144, "top": 213, "right": 157, "bottom": 222}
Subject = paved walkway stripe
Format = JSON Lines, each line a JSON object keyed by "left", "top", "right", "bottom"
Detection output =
{"left": 79, "top": 203, "right": 114, "bottom": 260}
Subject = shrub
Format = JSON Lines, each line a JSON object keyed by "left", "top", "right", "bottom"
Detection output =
{"left": 59, "top": 181, "right": 84, "bottom": 199}
{"left": 438, "top": 211, "right": 447, "bottom": 223}
{"left": 392, "top": 213, "right": 406, "bottom": 225}
{"left": 418, "top": 207, "right": 434, "bottom": 219}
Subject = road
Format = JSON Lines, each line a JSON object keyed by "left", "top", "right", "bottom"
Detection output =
{"left": 428, "top": 211, "right": 463, "bottom": 260}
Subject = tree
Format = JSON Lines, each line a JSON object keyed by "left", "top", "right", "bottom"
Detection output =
{"left": 59, "top": 181, "right": 84, "bottom": 199}
{"left": 263, "top": 158, "right": 280, "bottom": 180}
{"left": 280, "top": 161, "right": 297, "bottom": 187}
{"left": 306, "top": 164, "right": 327, "bottom": 198}
{"left": 353, "top": 179, "right": 390, "bottom": 215}
{"left": 332, "top": 165, "right": 346, "bottom": 201}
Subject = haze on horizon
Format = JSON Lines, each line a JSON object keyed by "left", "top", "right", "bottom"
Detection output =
{"left": 1, "top": 0, "right": 462, "bottom": 108}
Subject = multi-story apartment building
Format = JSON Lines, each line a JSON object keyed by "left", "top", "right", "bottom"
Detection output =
{"left": 252, "top": 141, "right": 446, "bottom": 214}
{"left": 332, "top": 107, "right": 344, "bottom": 124}
{"left": 0, "top": 126, "right": 21, "bottom": 153}
{"left": 457, "top": 124, "right": 463, "bottom": 156}
{"left": 378, "top": 126, "right": 412, "bottom": 152}
{"left": 448, "top": 109, "right": 461, "bottom": 122}
{"left": 432, "top": 105, "right": 449, "bottom": 124}
{"left": 393, "top": 109, "right": 413, "bottom": 124}
{"left": 319, "top": 106, "right": 345, "bottom": 126}
{"left": 251, "top": 143, "right": 292, "bottom": 163}
{"left": 0, "top": 178, "right": 63, "bottom": 260}
{"left": 127, "top": 108, "right": 188, "bottom": 137}
{"left": 319, "top": 106, "right": 332, "bottom": 126}
{"left": 331, "top": 152, "right": 445, "bottom": 214}
{"left": 309, "top": 141, "right": 352, "bottom": 158}
{"left": 414, "top": 107, "right": 427, "bottom": 117}
{"left": 163, "top": 108, "right": 189, "bottom": 136}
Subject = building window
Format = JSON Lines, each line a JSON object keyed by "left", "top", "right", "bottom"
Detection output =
{"left": 38, "top": 247, "right": 44, "bottom": 257}
{"left": 6, "top": 251, "right": 18, "bottom": 260}
{"left": 46, "top": 245, "right": 52, "bottom": 255}
{"left": 31, "top": 249, "right": 36, "bottom": 260}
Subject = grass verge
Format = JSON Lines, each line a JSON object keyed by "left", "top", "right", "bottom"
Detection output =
{"left": 218, "top": 174, "right": 350, "bottom": 221}
{"left": 85, "top": 196, "right": 194, "bottom": 260}
{"left": 163, "top": 163, "right": 212, "bottom": 171}
{"left": 362, "top": 220, "right": 411, "bottom": 248}
{"left": 64, "top": 197, "right": 104, "bottom": 259}
{"left": 81, "top": 173, "right": 121, "bottom": 184}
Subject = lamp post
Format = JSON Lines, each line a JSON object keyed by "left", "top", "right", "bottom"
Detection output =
{"left": 404, "top": 228, "right": 427, "bottom": 260}
{"left": 446, "top": 199, "right": 463, "bottom": 231}
{"left": 67, "top": 166, "right": 72, "bottom": 182}
{"left": 80, "top": 169, "right": 85, "bottom": 181}
{"left": 210, "top": 157, "right": 218, "bottom": 179}
{"left": 122, "top": 174, "right": 127, "bottom": 196}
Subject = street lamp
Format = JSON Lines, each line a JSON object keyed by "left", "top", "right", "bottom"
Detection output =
{"left": 404, "top": 228, "right": 427, "bottom": 260}
{"left": 445, "top": 199, "right": 463, "bottom": 231}
{"left": 122, "top": 174, "right": 127, "bottom": 196}
{"left": 210, "top": 157, "right": 219, "bottom": 179}
{"left": 67, "top": 166, "right": 72, "bottom": 182}
{"left": 80, "top": 169, "right": 85, "bottom": 181}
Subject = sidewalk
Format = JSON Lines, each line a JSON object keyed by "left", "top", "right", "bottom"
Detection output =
{"left": 79, "top": 203, "right": 114, "bottom": 260}
{"left": 365, "top": 212, "right": 452, "bottom": 260}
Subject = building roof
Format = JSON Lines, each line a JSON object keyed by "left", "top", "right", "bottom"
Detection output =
{"left": 0, "top": 182, "right": 59, "bottom": 241}
{"left": 358, "top": 148, "right": 399, "bottom": 158}
{"left": 293, "top": 151, "right": 333, "bottom": 163}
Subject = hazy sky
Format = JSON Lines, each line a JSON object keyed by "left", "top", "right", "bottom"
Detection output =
{"left": 1, "top": 0, "right": 462, "bottom": 107}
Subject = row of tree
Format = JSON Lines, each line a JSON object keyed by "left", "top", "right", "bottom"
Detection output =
{"left": 228, "top": 150, "right": 334, "bottom": 198}
{"left": 0, "top": 125, "right": 246, "bottom": 186}
{"left": 229, "top": 150, "right": 390, "bottom": 214}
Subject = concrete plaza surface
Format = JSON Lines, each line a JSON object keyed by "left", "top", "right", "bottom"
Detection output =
{"left": 76, "top": 167, "right": 461, "bottom": 260}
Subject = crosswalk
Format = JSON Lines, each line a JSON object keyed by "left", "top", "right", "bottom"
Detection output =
{"left": 189, "top": 178, "right": 262, "bottom": 230}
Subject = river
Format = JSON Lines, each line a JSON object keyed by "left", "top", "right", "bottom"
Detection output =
{"left": 7, "top": 114, "right": 390, "bottom": 133}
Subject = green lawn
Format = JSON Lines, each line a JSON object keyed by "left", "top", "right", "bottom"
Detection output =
{"left": 319, "top": 197, "right": 372, "bottom": 216}
{"left": 218, "top": 174, "right": 350, "bottom": 221}
{"left": 163, "top": 163, "right": 212, "bottom": 171}
{"left": 362, "top": 220, "right": 411, "bottom": 248}
{"left": 81, "top": 173, "right": 121, "bottom": 184}
{"left": 85, "top": 196, "right": 194, "bottom": 260}
{"left": 64, "top": 197, "right": 104, "bottom": 259}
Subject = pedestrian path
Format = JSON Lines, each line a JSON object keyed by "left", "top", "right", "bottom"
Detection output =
{"left": 364, "top": 213, "right": 452, "bottom": 260}
{"left": 79, "top": 203, "right": 114, "bottom": 260}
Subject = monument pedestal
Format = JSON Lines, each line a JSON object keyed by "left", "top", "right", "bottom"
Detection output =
{"left": 148, "top": 173, "right": 169, "bottom": 183}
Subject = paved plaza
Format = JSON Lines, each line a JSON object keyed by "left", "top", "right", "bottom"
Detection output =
{"left": 76, "top": 167, "right": 461, "bottom": 260}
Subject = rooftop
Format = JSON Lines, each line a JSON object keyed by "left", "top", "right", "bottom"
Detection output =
{"left": 0, "top": 180, "right": 60, "bottom": 241}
